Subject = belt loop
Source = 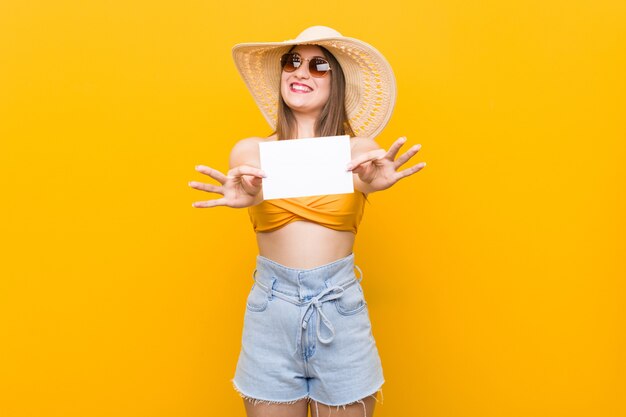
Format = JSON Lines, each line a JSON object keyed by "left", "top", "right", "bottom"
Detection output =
{"left": 354, "top": 265, "right": 363, "bottom": 283}
{"left": 268, "top": 278, "right": 277, "bottom": 300}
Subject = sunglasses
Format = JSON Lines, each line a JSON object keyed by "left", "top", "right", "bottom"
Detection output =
{"left": 280, "top": 53, "right": 332, "bottom": 78}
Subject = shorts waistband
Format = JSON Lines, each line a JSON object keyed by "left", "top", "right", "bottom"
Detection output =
{"left": 254, "top": 253, "right": 361, "bottom": 296}
{"left": 252, "top": 253, "right": 363, "bottom": 349}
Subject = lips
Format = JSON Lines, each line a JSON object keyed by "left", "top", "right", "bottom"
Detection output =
{"left": 290, "top": 82, "right": 313, "bottom": 93}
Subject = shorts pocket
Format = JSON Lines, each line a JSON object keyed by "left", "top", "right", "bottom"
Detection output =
{"left": 246, "top": 283, "right": 269, "bottom": 312}
{"left": 335, "top": 282, "right": 367, "bottom": 316}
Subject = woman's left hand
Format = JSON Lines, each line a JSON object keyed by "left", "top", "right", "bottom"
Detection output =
{"left": 347, "top": 137, "right": 426, "bottom": 192}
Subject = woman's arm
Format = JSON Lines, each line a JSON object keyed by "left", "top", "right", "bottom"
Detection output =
{"left": 189, "top": 137, "right": 265, "bottom": 208}
{"left": 349, "top": 136, "right": 426, "bottom": 194}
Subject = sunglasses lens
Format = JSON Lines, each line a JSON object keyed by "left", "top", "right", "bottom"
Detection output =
{"left": 280, "top": 53, "right": 330, "bottom": 77}
{"left": 280, "top": 53, "right": 301, "bottom": 72}
{"left": 310, "top": 57, "right": 330, "bottom": 77}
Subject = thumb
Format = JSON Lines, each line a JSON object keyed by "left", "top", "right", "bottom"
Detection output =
{"left": 249, "top": 175, "right": 263, "bottom": 188}
{"left": 352, "top": 160, "right": 372, "bottom": 175}
{"left": 352, "top": 165, "right": 365, "bottom": 175}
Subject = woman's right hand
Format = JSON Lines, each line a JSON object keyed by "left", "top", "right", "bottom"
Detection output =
{"left": 189, "top": 165, "right": 265, "bottom": 208}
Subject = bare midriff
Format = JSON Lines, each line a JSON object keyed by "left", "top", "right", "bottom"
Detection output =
{"left": 256, "top": 220, "right": 355, "bottom": 269}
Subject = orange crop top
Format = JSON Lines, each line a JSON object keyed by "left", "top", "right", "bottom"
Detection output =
{"left": 248, "top": 192, "right": 366, "bottom": 234}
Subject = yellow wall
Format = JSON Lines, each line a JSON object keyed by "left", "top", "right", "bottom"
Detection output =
{"left": 1, "top": 1, "right": 625, "bottom": 416}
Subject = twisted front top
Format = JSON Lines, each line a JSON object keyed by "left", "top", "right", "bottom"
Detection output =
{"left": 248, "top": 192, "right": 366, "bottom": 234}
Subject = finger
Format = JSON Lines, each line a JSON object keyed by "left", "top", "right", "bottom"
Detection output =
{"left": 227, "top": 165, "right": 266, "bottom": 179}
{"left": 394, "top": 144, "right": 422, "bottom": 169}
{"left": 248, "top": 175, "right": 263, "bottom": 187}
{"left": 394, "top": 162, "right": 427, "bottom": 181}
{"left": 350, "top": 162, "right": 368, "bottom": 176}
{"left": 385, "top": 136, "right": 408, "bottom": 161}
{"left": 188, "top": 181, "right": 224, "bottom": 195}
{"left": 240, "top": 175, "right": 263, "bottom": 196}
{"left": 191, "top": 198, "right": 228, "bottom": 208}
{"left": 346, "top": 149, "right": 386, "bottom": 171}
{"left": 195, "top": 165, "right": 228, "bottom": 185}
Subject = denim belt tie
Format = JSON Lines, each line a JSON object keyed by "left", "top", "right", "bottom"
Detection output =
{"left": 299, "top": 285, "right": 345, "bottom": 344}
{"left": 252, "top": 270, "right": 361, "bottom": 353}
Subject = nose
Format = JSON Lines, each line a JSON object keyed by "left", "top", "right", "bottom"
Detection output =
{"left": 293, "top": 61, "right": 310, "bottom": 79}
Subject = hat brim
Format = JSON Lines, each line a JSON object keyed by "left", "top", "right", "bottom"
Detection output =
{"left": 232, "top": 34, "right": 396, "bottom": 139}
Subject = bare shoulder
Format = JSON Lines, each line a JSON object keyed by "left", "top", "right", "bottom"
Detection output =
{"left": 350, "top": 136, "right": 381, "bottom": 155}
{"left": 229, "top": 135, "right": 277, "bottom": 168}
{"left": 231, "top": 136, "right": 265, "bottom": 152}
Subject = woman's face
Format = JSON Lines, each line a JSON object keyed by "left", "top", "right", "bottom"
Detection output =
{"left": 280, "top": 45, "right": 331, "bottom": 117}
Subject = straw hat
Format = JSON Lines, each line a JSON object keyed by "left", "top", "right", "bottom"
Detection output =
{"left": 232, "top": 26, "right": 396, "bottom": 139}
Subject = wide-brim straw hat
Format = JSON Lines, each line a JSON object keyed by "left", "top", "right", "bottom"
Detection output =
{"left": 232, "top": 26, "right": 396, "bottom": 139}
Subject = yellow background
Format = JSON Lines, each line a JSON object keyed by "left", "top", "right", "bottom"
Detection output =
{"left": 1, "top": 0, "right": 625, "bottom": 416}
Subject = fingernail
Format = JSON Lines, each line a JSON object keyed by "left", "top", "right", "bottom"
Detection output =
{"left": 195, "top": 165, "right": 204, "bottom": 170}
{"left": 188, "top": 181, "right": 193, "bottom": 187}
{"left": 191, "top": 203, "right": 196, "bottom": 208}
{"left": 346, "top": 164, "right": 352, "bottom": 170}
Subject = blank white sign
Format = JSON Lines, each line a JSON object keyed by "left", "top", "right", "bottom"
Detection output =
{"left": 259, "top": 135, "right": 354, "bottom": 200}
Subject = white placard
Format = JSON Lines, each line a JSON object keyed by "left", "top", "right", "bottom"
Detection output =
{"left": 259, "top": 135, "right": 354, "bottom": 200}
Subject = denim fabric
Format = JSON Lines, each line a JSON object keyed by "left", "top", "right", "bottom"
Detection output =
{"left": 232, "top": 253, "right": 384, "bottom": 406}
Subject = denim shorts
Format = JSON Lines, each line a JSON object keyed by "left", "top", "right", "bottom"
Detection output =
{"left": 232, "top": 253, "right": 384, "bottom": 407}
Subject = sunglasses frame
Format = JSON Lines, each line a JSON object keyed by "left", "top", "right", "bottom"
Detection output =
{"left": 280, "top": 53, "right": 332, "bottom": 78}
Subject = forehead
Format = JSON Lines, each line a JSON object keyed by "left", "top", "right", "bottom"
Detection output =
{"left": 291, "top": 44, "right": 325, "bottom": 57}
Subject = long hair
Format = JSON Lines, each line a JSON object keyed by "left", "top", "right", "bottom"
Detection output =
{"left": 275, "top": 46, "right": 355, "bottom": 140}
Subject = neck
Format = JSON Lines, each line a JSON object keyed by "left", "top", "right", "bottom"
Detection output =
{"left": 292, "top": 111, "right": 319, "bottom": 139}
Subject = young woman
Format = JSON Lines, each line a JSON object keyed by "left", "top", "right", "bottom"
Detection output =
{"left": 189, "top": 26, "right": 426, "bottom": 417}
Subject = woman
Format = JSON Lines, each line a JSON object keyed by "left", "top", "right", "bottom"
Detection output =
{"left": 189, "top": 26, "right": 425, "bottom": 417}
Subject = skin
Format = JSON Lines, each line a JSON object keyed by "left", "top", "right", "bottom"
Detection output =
{"left": 189, "top": 45, "right": 425, "bottom": 416}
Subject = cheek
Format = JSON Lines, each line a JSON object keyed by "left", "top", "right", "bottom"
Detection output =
{"left": 319, "top": 80, "right": 332, "bottom": 101}
{"left": 280, "top": 74, "right": 289, "bottom": 96}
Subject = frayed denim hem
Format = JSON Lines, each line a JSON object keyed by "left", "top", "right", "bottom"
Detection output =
{"left": 309, "top": 385, "right": 384, "bottom": 416}
{"left": 231, "top": 379, "right": 309, "bottom": 406}
{"left": 232, "top": 379, "right": 384, "bottom": 416}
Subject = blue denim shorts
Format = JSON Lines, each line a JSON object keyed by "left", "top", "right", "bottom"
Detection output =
{"left": 232, "top": 253, "right": 384, "bottom": 406}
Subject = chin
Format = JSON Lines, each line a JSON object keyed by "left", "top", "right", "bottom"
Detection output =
{"left": 284, "top": 100, "right": 319, "bottom": 113}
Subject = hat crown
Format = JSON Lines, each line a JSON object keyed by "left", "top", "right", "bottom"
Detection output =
{"left": 294, "top": 26, "right": 342, "bottom": 42}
